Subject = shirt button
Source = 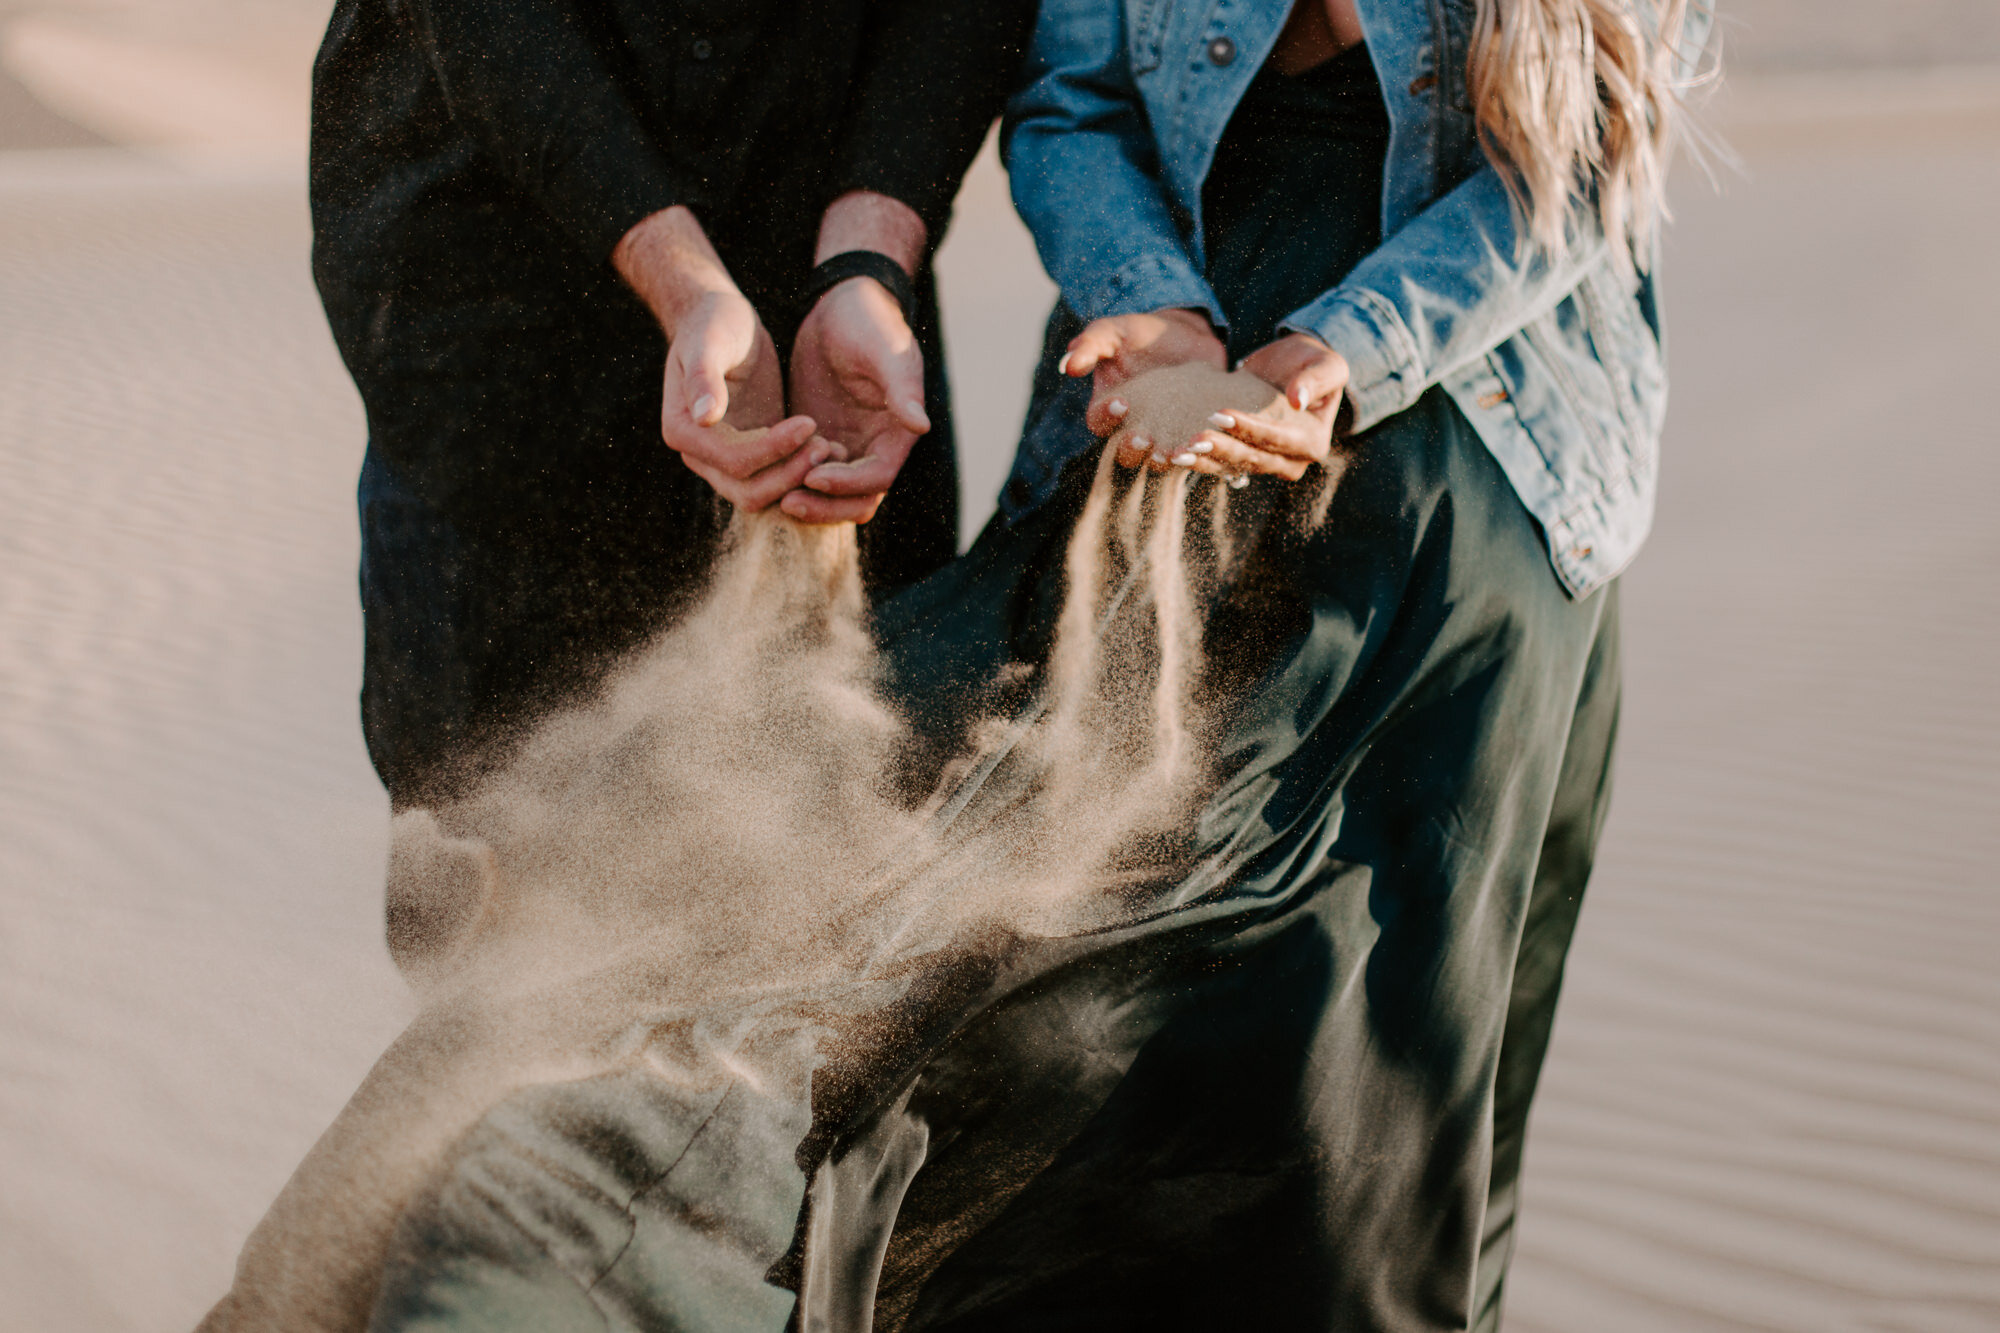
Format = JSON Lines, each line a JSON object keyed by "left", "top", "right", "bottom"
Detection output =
{"left": 1207, "top": 36, "right": 1236, "bottom": 66}
{"left": 690, "top": 37, "right": 713, "bottom": 60}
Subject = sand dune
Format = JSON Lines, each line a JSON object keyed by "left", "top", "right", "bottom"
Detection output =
{"left": 1501, "top": 118, "right": 2000, "bottom": 1333}
{"left": 0, "top": 26, "right": 1997, "bottom": 1333}
{"left": 0, "top": 152, "right": 405, "bottom": 1333}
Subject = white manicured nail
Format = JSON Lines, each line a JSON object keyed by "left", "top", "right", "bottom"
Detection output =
{"left": 1228, "top": 474, "right": 1250, "bottom": 489}
{"left": 1290, "top": 387, "right": 1309, "bottom": 410}
{"left": 1208, "top": 412, "right": 1235, "bottom": 429}
{"left": 1106, "top": 399, "right": 1129, "bottom": 418}
{"left": 1171, "top": 452, "right": 1196, "bottom": 466}
{"left": 1191, "top": 440, "right": 1214, "bottom": 455}
{"left": 692, "top": 394, "right": 716, "bottom": 421}
{"left": 1058, "top": 352, "right": 1074, "bottom": 375}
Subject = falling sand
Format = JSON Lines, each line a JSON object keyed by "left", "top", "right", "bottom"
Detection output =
{"left": 196, "top": 375, "right": 1336, "bottom": 1331}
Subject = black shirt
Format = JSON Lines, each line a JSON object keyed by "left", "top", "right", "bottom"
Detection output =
{"left": 310, "top": 0, "right": 1034, "bottom": 383}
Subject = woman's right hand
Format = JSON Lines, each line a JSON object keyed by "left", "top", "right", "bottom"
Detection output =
{"left": 1060, "top": 308, "right": 1228, "bottom": 439}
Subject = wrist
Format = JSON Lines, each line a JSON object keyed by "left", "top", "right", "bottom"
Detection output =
{"left": 613, "top": 205, "right": 743, "bottom": 336}
{"left": 1156, "top": 306, "right": 1224, "bottom": 345}
{"left": 815, "top": 191, "right": 926, "bottom": 276}
{"left": 802, "top": 252, "right": 916, "bottom": 329}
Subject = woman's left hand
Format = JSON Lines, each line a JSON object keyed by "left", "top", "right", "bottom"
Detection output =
{"left": 1194, "top": 333, "right": 1350, "bottom": 480}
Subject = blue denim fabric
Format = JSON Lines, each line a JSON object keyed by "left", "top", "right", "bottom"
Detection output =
{"left": 1001, "top": 0, "right": 1711, "bottom": 597}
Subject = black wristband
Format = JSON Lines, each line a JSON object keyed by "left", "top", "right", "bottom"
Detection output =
{"left": 800, "top": 250, "right": 917, "bottom": 326}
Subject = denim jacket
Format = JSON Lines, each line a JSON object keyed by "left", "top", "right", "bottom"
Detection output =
{"left": 1001, "top": 0, "right": 1710, "bottom": 597}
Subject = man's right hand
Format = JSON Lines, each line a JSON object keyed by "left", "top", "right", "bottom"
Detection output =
{"left": 659, "top": 289, "right": 828, "bottom": 511}
{"left": 613, "top": 206, "right": 825, "bottom": 512}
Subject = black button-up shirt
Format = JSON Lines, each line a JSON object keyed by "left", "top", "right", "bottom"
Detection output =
{"left": 310, "top": 0, "right": 1033, "bottom": 391}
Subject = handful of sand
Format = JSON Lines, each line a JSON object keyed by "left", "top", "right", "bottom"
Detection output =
{"left": 1105, "top": 364, "right": 1319, "bottom": 478}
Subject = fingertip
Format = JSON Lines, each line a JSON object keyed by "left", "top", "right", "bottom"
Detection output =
{"left": 1057, "top": 351, "right": 1073, "bottom": 376}
{"left": 1106, "top": 399, "right": 1128, "bottom": 420}
{"left": 691, "top": 393, "right": 719, "bottom": 425}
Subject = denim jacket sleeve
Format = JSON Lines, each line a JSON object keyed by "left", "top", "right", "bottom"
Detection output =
{"left": 1002, "top": 0, "right": 1226, "bottom": 329}
{"left": 1282, "top": 168, "right": 1612, "bottom": 435}
{"left": 1284, "top": 0, "right": 1714, "bottom": 434}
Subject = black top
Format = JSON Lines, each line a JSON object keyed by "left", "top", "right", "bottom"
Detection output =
{"left": 1200, "top": 41, "right": 1392, "bottom": 359}
{"left": 310, "top": 0, "right": 1034, "bottom": 380}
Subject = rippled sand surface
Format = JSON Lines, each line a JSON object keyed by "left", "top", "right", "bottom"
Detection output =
{"left": 1, "top": 50, "right": 1998, "bottom": 1333}
{"left": 1503, "top": 118, "right": 2000, "bottom": 1332}
{"left": 0, "top": 155, "right": 406, "bottom": 1332}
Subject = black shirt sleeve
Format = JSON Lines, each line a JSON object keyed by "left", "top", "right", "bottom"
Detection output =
{"left": 831, "top": 0, "right": 1038, "bottom": 243}
{"left": 407, "top": 0, "right": 695, "bottom": 263}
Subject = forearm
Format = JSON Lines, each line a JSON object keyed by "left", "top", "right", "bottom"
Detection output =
{"left": 815, "top": 192, "right": 927, "bottom": 276}
{"left": 1284, "top": 168, "right": 1611, "bottom": 432}
{"left": 613, "top": 206, "right": 739, "bottom": 337}
{"left": 1007, "top": 125, "right": 1221, "bottom": 328}
{"left": 1004, "top": 0, "right": 1220, "bottom": 328}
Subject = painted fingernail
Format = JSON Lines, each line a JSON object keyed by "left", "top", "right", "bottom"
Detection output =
{"left": 1290, "top": 388, "right": 1309, "bottom": 410}
{"left": 1132, "top": 436, "right": 1152, "bottom": 454}
{"left": 1191, "top": 440, "right": 1214, "bottom": 455}
{"left": 1228, "top": 474, "right": 1250, "bottom": 489}
{"left": 1058, "top": 352, "right": 1074, "bottom": 376}
{"left": 691, "top": 394, "right": 717, "bottom": 421}
{"left": 1107, "top": 399, "right": 1129, "bottom": 419}
{"left": 1171, "top": 452, "right": 1197, "bottom": 466}
{"left": 1208, "top": 412, "right": 1235, "bottom": 429}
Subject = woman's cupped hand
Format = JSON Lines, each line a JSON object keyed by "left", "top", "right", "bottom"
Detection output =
{"left": 1062, "top": 309, "right": 1350, "bottom": 481}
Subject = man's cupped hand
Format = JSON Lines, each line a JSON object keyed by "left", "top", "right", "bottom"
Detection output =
{"left": 783, "top": 275, "right": 929, "bottom": 525}
{"left": 659, "top": 288, "right": 829, "bottom": 512}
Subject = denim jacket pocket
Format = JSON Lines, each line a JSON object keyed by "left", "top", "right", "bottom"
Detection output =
{"left": 1578, "top": 266, "right": 1668, "bottom": 444}
{"left": 1436, "top": 0, "right": 1479, "bottom": 115}
{"left": 1126, "top": 0, "right": 1171, "bottom": 74}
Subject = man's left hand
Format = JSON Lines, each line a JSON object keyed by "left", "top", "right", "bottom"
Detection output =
{"left": 783, "top": 276, "right": 930, "bottom": 524}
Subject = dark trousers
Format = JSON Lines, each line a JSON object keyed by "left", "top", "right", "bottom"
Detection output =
{"left": 354, "top": 278, "right": 959, "bottom": 808}
{"left": 365, "top": 388, "right": 1618, "bottom": 1333}
{"left": 363, "top": 47, "right": 1615, "bottom": 1331}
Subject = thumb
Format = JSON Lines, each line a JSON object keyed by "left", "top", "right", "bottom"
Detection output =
{"left": 1288, "top": 351, "right": 1350, "bottom": 413}
{"left": 1059, "top": 320, "right": 1126, "bottom": 378}
{"left": 679, "top": 342, "right": 733, "bottom": 426}
{"left": 891, "top": 394, "right": 931, "bottom": 435}
{"left": 877, "top": 343, "right": 930, "bottom": 434}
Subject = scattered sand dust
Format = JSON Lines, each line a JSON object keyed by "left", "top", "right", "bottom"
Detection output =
{"left": 2, "top": 50, "right": 1998, "bottom": 1333}
{"left": 197, "top": 415, "right": 1277, "bottom": 1330}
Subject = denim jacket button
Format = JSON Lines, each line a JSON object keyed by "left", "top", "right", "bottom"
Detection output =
{"left": 1207, "top": 36, "right": 1237, "bottom": 66}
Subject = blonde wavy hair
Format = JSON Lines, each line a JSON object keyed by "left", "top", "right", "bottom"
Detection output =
{"left": 1467, "top": 0, "right": 1702, "bottom": 270}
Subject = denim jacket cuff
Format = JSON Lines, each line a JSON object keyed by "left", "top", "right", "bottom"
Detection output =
{"left": 1281, "top": 289, "right": 1423, "bottom": 434}
{"left": 1079, "top": 253, "right": 1226, "bottom": 330}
